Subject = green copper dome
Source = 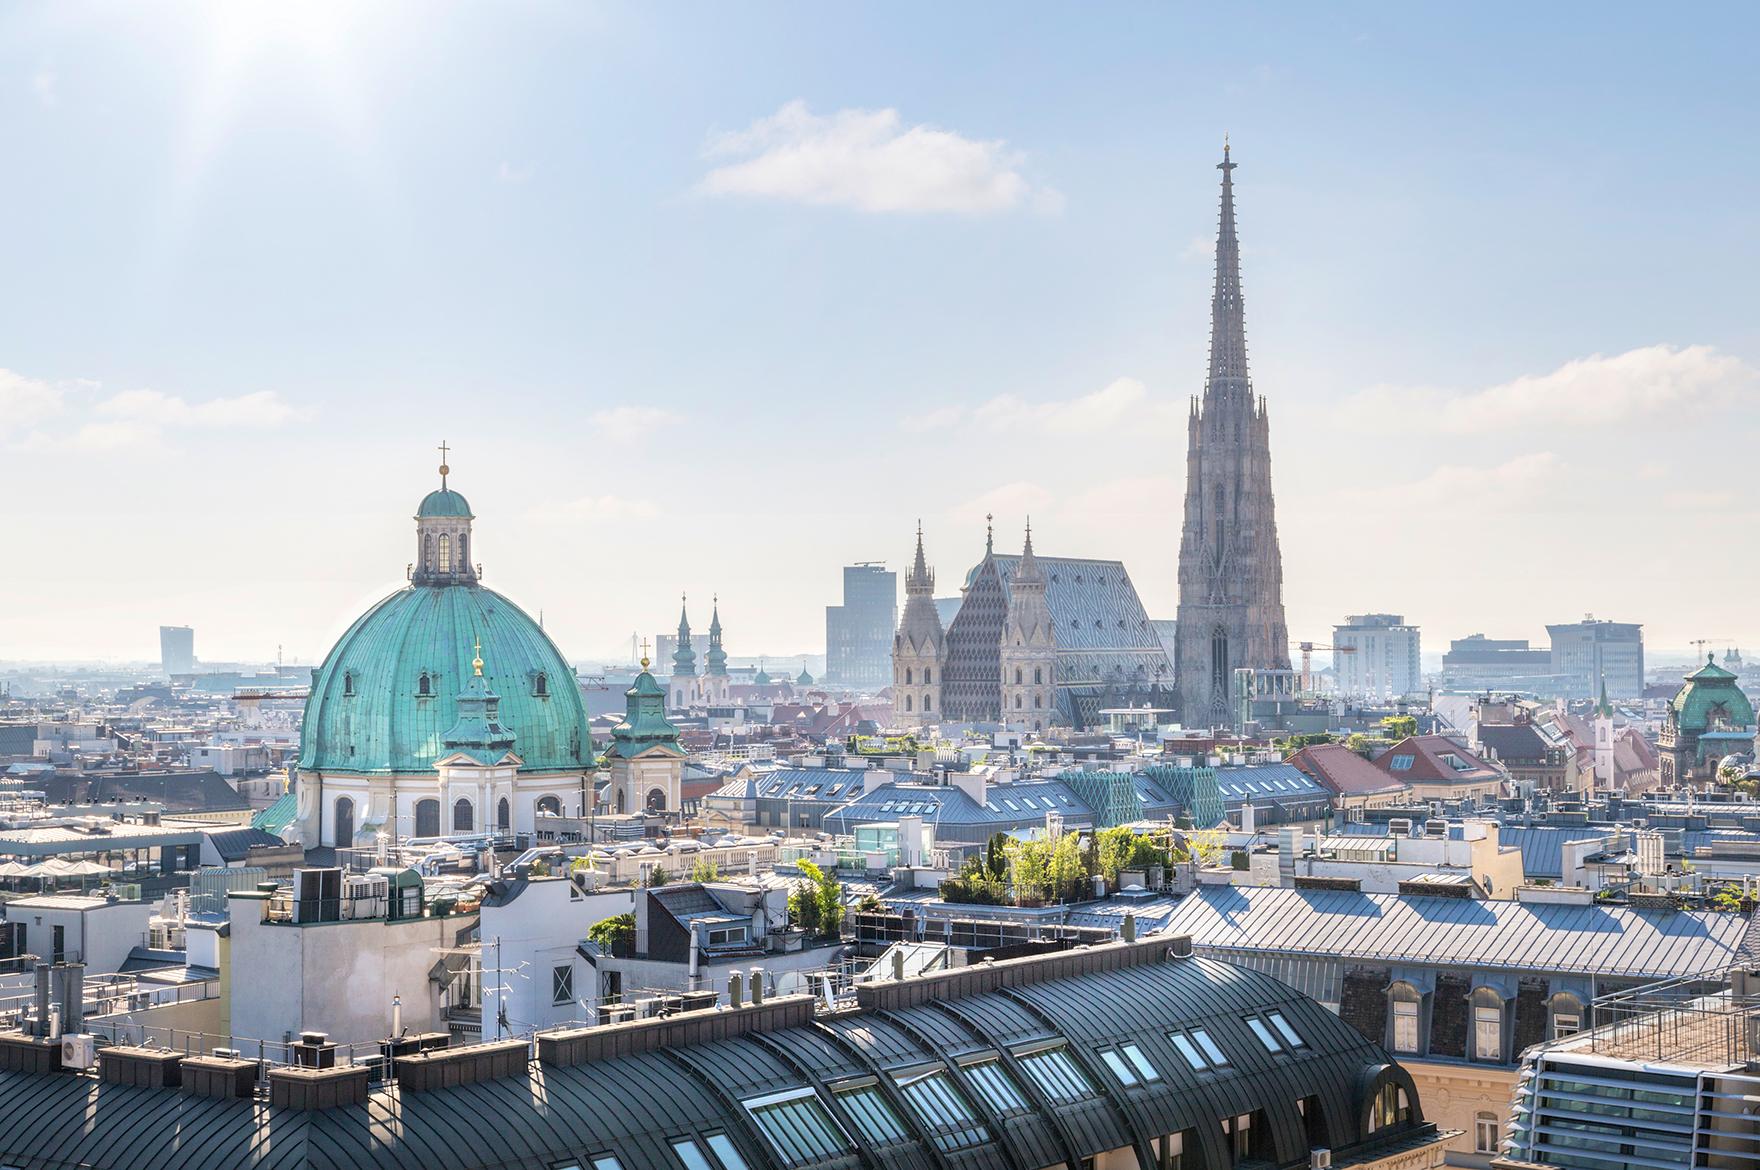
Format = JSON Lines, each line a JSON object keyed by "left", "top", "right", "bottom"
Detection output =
{"left": 417, "top": 488, "right": 474, "bottom": 518}
{"left": 299, "top": 584, "right": 591, "bottom": 776}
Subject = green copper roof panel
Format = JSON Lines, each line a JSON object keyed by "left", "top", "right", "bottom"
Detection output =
{"left": 416, "top": 488, "right": 474, "bottom": 518}
{"left": 298, "top": 584, "right": 592, "bottom": 776}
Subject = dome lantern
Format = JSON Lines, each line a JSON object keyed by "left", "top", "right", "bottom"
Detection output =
{"left": 414, "top": 441, "right": 477, "bottom": 586}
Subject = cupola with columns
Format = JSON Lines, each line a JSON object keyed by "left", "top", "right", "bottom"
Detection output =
{"left": 413, "top": 441, "right": 478, "bottom": 587}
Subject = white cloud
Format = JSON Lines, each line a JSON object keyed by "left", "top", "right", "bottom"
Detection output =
{"left": 97, "top": 388, "right": 296, "bottom": 429}
{"left": 1180, "top": 234, "right": 1215, "bottom": 263}
{"left": 1338, "top": 451, "right": 1565, "bottom": 510}
{"left": 589, "top": 405, "right": 682, "bottom": 442}
{"left": 699, "top": 100, "right": 1058, "bottom": 215}
{"left": 1345, "top": 345, "right": 1760, "bottom": 434}
{"left": 0, "top": 369, "right": 64, "bottom": 435}
{"left": 905, "top": 377, "right": 1177, "bottom": 436}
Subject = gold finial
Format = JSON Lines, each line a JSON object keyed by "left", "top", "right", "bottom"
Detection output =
{"left": 438, "top": 439, "right": 451, "bottom": 489}
{"left": 472, "top": 635, "right": 484, "bottom": 677}
{"left": 640, "top": 638, "right": 651, "bottom": 670}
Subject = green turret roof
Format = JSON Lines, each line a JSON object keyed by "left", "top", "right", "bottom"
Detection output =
{"left": 1669, "top": 653, "right": 1756, "bottom": 733}
{"left": 605, "top": 663, "right": 683, "bottom": 760}
{"left": 705, "top": 597, "right": 728, "bottom": 677}
{"left": 440, "top": 650, "right": 519, "bottom": 765}
{"left": 672, "top": 595, "right": 697, "bottom": 676}
{"left": 417, "top": 488, "right": 474, "bottom": 518}
{"left": 796, "top": 665, "right": 814, "bottom": 686}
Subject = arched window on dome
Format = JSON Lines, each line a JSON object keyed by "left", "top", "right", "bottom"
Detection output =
{"left": 453, "top": 798, "right": 473, "bottom": 833}
{"left": 343, "top": 672, "right": 355, "bottom": 697}
{"left": 438, "top": 534, "right": 452, "bottom": 573}
{"left": 496, "top": 797, "right": 510, "bottom": 832}
{"left": 413, "top": 799, "right": 439, "bottom": 838}
{"left": 418, "top": 672, "right": 432, "bottom": 697}
{"left": 533, "top": 672, "right": 548, "bottom": 697}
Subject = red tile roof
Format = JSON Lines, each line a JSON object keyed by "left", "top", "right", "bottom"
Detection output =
{"left": 1287, "top": 743, "right": 1410, "bottom": 797}
{"left": 1372, "top": 734, "right": 1505, "bottom": 787}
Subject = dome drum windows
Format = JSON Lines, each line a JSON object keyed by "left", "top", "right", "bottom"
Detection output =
{"left": 343, "top": 671, "right": 356, "bottom": 697}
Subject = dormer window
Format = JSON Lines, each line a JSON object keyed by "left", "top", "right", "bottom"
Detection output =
{"left": 418, "top": 672, "right": 432, "bottom": 697}
{"left": 533, "top": 672, "right": 548, "bottom": 697}
{"left": 343, "top": 671, "right": 355, "bottom": 697}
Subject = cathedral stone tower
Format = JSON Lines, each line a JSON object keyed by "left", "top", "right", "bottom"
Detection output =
{"left": 1175, "top": 143, "right": 1290, "bottom": 726}
{"left": 998, "top": 522, "right": 1057, "bottom": 732}
{"left": 892, "top": 524, "right": 944, "bottom": 727}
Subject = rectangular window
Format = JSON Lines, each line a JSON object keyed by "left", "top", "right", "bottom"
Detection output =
{"left": 1389, "top": 754, "right": 1414, "bottom": 771}
{"left": 1392, "top": 1000, "right": 1419, "bottom": 1053}
{"left": 1016, "top": 1046, "right": 1095, "bottom": 1103}
{"left": 592, "top": 1159, "right": 624, "bottom": 1170}
{"left": 705, "top": 1135, "right": 749, "bottom": 1170}
{"left": 1474, "top": 1005, "right": 1502, "bottom": 1061}
{"left": 893, "top": 1068, "right": 989, "bottom": 1153}
{"left": 1170, "top": 1032, "right": 1209, "bottom": 1071}
{"left": 1247, "top": 1016, "right": 1284, "bottom": 1053}
{"left": 832, "top": 1082, "right": 908, "bottom": 1146}
{"left": 1101, "top": 1047, "right": 1139, "bottom": 1086}
{"left": 1190, "top": 1028, "right": 1228, "bottom": 1068}
{"left": 1267, "top": 1011, "right": 1306, "bottom": 1049}
{"left": 552, "top": 964, "right": 574, "bottom": 1006}
{"left": 672, "top": 1141, "right": 715, "bottom": 1170}
{"left": 1155, "top": 1130, "right": 1186, "bottom": 1170}
{"left": 962, "top": 1059, "right": 1028, "bottom": 1114}
{"left": 1476, "top": 1114, "right": 1501, "bottom": 1154}
{"left": 1552, "top": 1012, "right": 1581, "bottom": 1039}
{"left": 744, "top": 1089, "right": 853, "bottom": 1167}
{"left": 1225, "top": 1113, "right": 1251, "bottom": 1161}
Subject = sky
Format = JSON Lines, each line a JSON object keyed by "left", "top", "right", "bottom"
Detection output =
{"left": 2, "top": 2, "right": 1758, "bottom": 668}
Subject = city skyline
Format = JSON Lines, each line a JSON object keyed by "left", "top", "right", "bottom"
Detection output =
{"left": 4, "top": 3, "right": 1759, "bottom": 662}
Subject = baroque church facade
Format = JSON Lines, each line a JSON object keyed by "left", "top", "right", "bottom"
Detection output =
{"left": 294, "top": 456, "right": 598, "bottom": 848}
{"left": 1173, "top": 143, "right": 1291, "bottom": 725}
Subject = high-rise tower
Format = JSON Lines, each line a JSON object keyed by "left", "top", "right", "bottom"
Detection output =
{"left": 1174, "top": 143, "right": 1290, "bottom": 726}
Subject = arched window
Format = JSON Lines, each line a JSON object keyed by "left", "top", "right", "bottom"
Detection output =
{"left": 1211, "top": 625, "right": 1229, "bottom": 691}
{"left": 535, "top": 795, "right": 562, "bottom": 817}
{"left": 459, "top": 534, "right": 468, "bottom": 571}
{"left": 616, "top": 789, "right": 626, "bottom": 814}
{"left": 418, "top": 672, "right": 432, "bottom": 697}
{"left": 533, "top": 672, "right": 548, "bottom": 697}
{"left": 904, "top": 695, "right": 913, "bottom": 712}
{"left": 923, "top": 694, "right": 932, "bottom": 711}
{"left": 1388, "top": 982, "right": 1421, "bottom": 1053}
{"left": 923, "top": 667, "right": 931, "bottom": 684}
{"left": 453, "top": 798, "right": 474, "bottom": 832}
{"left": 905, "top": 668, "right": 914, "bottom": 685}
{"left": 1015, "top": 694, "right": 1023, "bottom": 709}
{"left": 424, "top": 534, "right": 433, "bottom": 568}
{"left": 1014, "top": 668, "right": 1023, "bottom": 685}
{"left": 1034, "top": 693, "right": 1042, "bottom": 708}
{"left": 497, "top": 797, "right": 509, "bottom": 831}
{"left": 334, "top": 796, "right": 355, "bottom": 847}
{"left": 646, "top": 788, "right": 666, "bottom": 812}
{"left": 1033, "top": 667, "right": 1042, "bottom": 685}
{"left": 438, "top": 534, "right": 452, "bottom": 573}
{"left": 1471, "top": 987, "right": 1505, "bottom": 1062}
{"left": 413, "top": 799, "right": 440, "bottom": 838}
{"left": 343, "top": 671, "right": 355, "bottom": 697}
{"left": 1549, "top": 992, "right": 1584, "bottom": 1039}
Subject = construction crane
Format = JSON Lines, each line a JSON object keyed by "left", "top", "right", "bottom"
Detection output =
{"left": 1294, "top": 641, "right": 1358, "bottom": 695}
{"left": 1690, "top": 638, "right": 1733, "bottom": 662}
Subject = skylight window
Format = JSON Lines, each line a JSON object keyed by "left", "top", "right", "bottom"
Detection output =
{"left": 1191, "top": 1028, "right": 1228, "bottom": 1067}
{"left": 832, "top": 1081, "right": 909, "bottom": 1146}
{"left": 1389, "top": 754, "right": 1415, "bottom": 771}
{"left": 1099, "top": 1043, "right": 1160, "bottom": 1087}
{"left": 1268, "top": 1011, "right": 1306, "bottom": 1049}
{"left": 1247, "top": 1016, "right": 1284, "bottom": 1052}
{"left": 962, "top": 1058, "right": 1028, "bottom": 1114}
{"left": 743, "top": 1089, "right": 853, "bottom": 1167}
{"left": 1017, "top": 1046, "right": 1095, "bottom": 1103}
{"left": 1170, "top": 1032, "right": 1209, "bottom": 1071}
{"left": 892, "top": 1068, "right": 989, "bottom": 1153}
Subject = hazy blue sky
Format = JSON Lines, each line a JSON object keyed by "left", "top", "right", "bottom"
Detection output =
{"left": 3, "top": 3, "right": 1757, "bottom": 666}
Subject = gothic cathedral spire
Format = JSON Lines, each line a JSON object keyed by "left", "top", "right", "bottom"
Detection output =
{"left": 1174, "top": 142, "right": 1290, "bottom": 727}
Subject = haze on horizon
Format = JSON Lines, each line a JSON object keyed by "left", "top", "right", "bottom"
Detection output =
{"left": 2, "top": 3, "right": 1757, "bottom": 667}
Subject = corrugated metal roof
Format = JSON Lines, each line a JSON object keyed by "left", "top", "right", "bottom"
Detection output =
{"left": 1159, "top": 886, "right": 1749, "bottom": 979}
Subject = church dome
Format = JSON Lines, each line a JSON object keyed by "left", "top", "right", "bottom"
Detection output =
{"left": 300, "top": 585, "right": 590, "bottom": 775}
{"left": 417, "top": 488, "right": 473, "bottom": 518}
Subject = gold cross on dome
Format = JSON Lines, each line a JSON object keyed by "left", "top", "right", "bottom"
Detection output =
{"left": 438, "top": 440, "right": 451, "bottom": 488}
{"left": 472, "top": 635, "right": 484, "bottom": 676}
{"left": 640, "top": 638, "right": 651, "bottom": 669}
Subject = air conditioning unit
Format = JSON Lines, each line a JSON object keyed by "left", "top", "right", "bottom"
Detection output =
{"left": 212, "top": 1047, "right": 241, "bottom": 1060}
{"left": 1311, "top": 1150, "right": 1332, "bottom": 1170}
{"left": 61, "top": 1034, "right": 96, "bottom": 1069}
